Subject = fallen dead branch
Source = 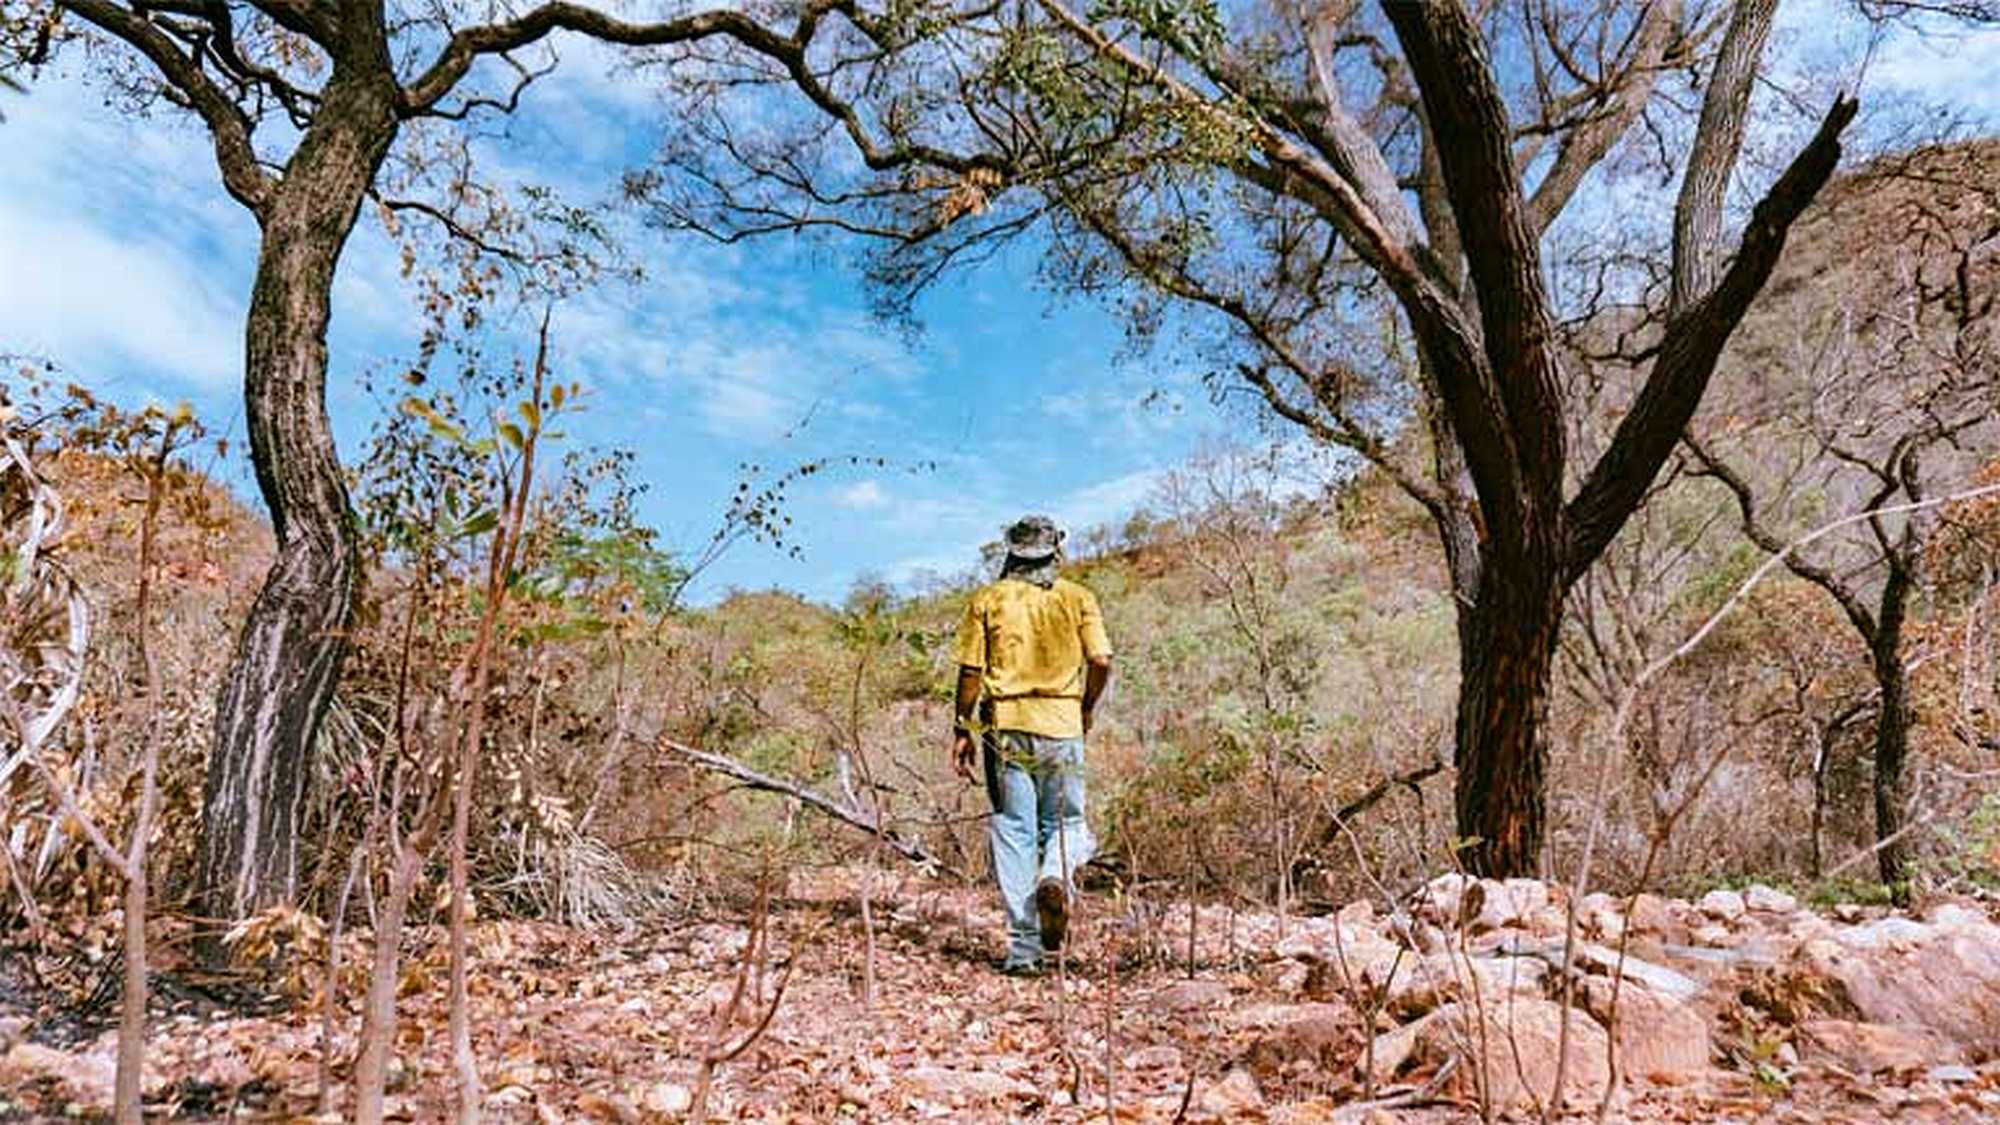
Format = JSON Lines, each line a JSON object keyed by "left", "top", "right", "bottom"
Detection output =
{"left": 657, "top": 737, "right": 961, "bottom": 878}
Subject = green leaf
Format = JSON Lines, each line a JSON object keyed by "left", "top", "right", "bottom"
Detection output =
{"left": 458, "top": 509, "right": 500, "bottom": 540}
{"left": 498, "top": 422, "right": 525, "bottom": 450}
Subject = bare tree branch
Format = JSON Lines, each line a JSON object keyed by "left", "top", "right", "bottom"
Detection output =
{"left": 1565, "top": 94, "right": 1859, "bottom": 580}
{"left": 1670, "top": 0, "right": 1779, "bottom": 311}
{"left": 57, "top": 0, "right": 274, "bottom": 210}
{"left": 658, "top": 737, "right": 960, "bottom": 877}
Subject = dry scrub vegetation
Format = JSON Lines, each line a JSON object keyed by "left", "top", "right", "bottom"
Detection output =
{"left": 3, "top": 143, "right": 2000, "bottom": 1122}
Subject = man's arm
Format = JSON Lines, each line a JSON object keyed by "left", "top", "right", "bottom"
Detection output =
{"left": 1077, "top": 586, "right": 1113, "bottom": 736}
{"left": 1082, "top": 655, "right": 1112, "bottom": 736}
{"left": 952, "top": 664, "right": 983, "bottom": 780}
{"left": 954, "top": 665, "right": 983, "bottom": 730}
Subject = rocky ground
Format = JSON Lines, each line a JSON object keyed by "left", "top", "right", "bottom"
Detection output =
{"left": 5, "top": 870, "right": 2000, "bottom": 1121}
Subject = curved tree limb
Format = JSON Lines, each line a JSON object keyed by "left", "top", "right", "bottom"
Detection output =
{"left": 1564, "top": 93, "right": 1859, "bottom": 580}
{"left": 56, "top": 0, "right": 274, "bottom": 211}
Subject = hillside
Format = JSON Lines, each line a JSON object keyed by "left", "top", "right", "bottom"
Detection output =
{"left": 2, "top": 137, "right": 1997, "bottom": 1122}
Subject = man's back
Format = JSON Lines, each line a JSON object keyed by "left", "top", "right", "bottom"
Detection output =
{"left": 954, "top": 576, "right": 1111, "bottom": 739}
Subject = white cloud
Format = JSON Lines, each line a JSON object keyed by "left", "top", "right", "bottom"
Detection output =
{"left": 835, "top": 479, "right": 889, "bottom": 509}
{"left": 0, "top": 204, "right": 244, "bottom": 390}
{"left": 878, "top": 465, "right": 1168, "bottom": 586}
{"left": 559, "top": 257, "right": 923, "bottom": 444}
{"left": 1866, "top": 24, "right": 2000, "bottom": 122}
{"left": 1049, "top": 466, "right": 1168, "bottom": 532}
{"left": 701, "top": 378, "right": 794, "bottom": 434}
{"left": 0, "top": 79, "right": 254, "bottom": 390}
{"left": 1780, "top": 0, "right": 2000, "bottom": 127}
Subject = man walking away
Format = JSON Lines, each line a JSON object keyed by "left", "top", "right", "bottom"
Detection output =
{"left": 951, "top": 515, "right": 1113, "bottom": 974}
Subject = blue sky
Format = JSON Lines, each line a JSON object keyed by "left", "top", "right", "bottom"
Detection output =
{"left": 2, "top": 0, "right": 1994, "bottom": 605}
{"left": 0, "top": 50, "right": 1217, "bottom": 604}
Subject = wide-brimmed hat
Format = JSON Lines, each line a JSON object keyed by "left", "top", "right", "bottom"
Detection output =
{"left": 1004, "top": 514, "right": 1063, "bottom": 560}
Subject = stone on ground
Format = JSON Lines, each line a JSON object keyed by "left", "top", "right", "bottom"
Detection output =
{"left": 1796, "top": 1018, "right": 1965, "bottom": 1073}
{"left": 1411, "top": 998, "right": 1612, "bottom": 1114}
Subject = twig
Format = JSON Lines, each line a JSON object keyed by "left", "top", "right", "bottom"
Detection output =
{"left": 1566, "top": 478, "right": 2000, "bottom": 1123}
{"left": 657, "top": 738, "right": 960, "bottom": 876}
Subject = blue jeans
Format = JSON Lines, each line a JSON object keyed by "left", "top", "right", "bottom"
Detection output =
{"left": 983, "top": 731, "right": 1095, "bottom": 968}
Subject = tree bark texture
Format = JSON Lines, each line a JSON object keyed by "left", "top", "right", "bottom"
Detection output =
{"left": 1379, "top": 1, "right": 1852, "bottom": 877}
{"left": 199, "top": 61, "right": 402, "bottom": 925}
{"left": 1872, "top": 565, "right": 1914, "bottom": 892}
{"left": 1671, "top": 0, "right": 1780, "bottom": 310}
{"left": 1452, "top": 556, "right": 1564, "bottom": 877}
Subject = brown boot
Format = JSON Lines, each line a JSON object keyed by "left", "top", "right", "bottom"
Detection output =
{"left": 1035, "top": 878, "right": 1069, "bottom": 952}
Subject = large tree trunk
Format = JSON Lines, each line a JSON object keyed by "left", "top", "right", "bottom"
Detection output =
{"left": 198, "top": 64, "right": 401, "bottom": 928}
{"left": 1872, "top": 655, "right": 1912, "bottom": 892}
{"left": 1453, "top": 554, "right": 1565, "bottom": 877}
{"left": 1872, "top": 565, "right": 1914, "bottom": 895}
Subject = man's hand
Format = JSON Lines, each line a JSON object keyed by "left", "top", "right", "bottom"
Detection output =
{"left": 953, "top": 730, "right": 977, "bottom": 781}
{"left": 1082, "top": 708, "right": 1095, "bottom": 737}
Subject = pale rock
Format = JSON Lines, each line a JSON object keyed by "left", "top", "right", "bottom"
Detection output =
{"left": 1191, "top": 1068, "right": 1264, "bottom": 1119}
{"left": 1532, "top": 880, "right": 1570, "bottom": 911}
{"left": 1413, "top": 999, "right": 1612, "bottom": 1113}
{"left": 1801, "top": 924, "right": 2000, "bottom": 1054}
{"left": 1234, "top": 1002, "right": 1354, "bottom": 1071}
{"left": 1691, "top": 923, "right": 1732, "bottom": 948}
{"left": 1272, "top": 923, "right": 1327, "bottom": 961}
{"left": 906, "top": 1066, "right": 1035, "bottom": 1103}
{"left": 1155, "top": 978, "right": 1233, "bottom": 1011}
{"left": 1697, "top": 889, "right": 1746, "bottom": 923}
{"left": 1580, "top": 977, "right": 1712, "bottom": 1081}
{"left": 0, "top": 1042, "right": 117, "bottom": 1111}
{"left": 1744, "top": 885, "right": 1799, "bottom": 915}
{"left": 1524, "top": 906, "right": 1570, "bottom": 938}
{"left": 1337, "top": 899, "right": 1376, "bottom": 928}
{"left": 1377, "top": 952, "right": 1548, "bottom": 1019}
{"left": 1839, "top": 917, "right": 1933, "bottom": 950}
{"left": 1628, "top": 894, "right": 1688, "bottom": 944}
{"left": 1274, "top": 918, "right": 1391, "bottom": 964}
{"left": 1924, "top": 902, "right": 1987, "bottom": 928}
{"left": 0, "top": 1017, "right": 26, "bottom": 1051}
{"left": 1492, "top": 937, "right": 1701, "bottom": 1002}
{"left": 1460, "top": 878, "right": 1550, "bottom": 933}
{"left": 1796, "top": 1020, "right": 1963, "bottom": 1073}
{"left": 1312, "top": 934, "right": 1407, "bottom": 996}
{"left": 1360, "top": 1010, "right": 1435, "bottom": 1087}
{"left": 1833, "top": 902, "right": 1866, "bottom": 922}
{"left": 1578, "top": 891, "right": 1618, "bottom": 916}
{"left": 194, "top": 1042, "right": 257, "bottom": 1091}
{"left": 1577, "top": 893, "right": 1625, "bottom": 942}
{"left": 1386, "top": 913, "right": 1447, "bottom": 954}
{"left": 1125, "top": 1044, "right": 1184, "bottom": 1071}
{"left": 1927, "top": 1064, "right": 1979, "bottom": 1083}
{"left": 1261, "top": 958, "right": 1311, "bottom": 998}
{"left": 489, "top": 1083, "right": 534, "bottom": 1110}
{"left": 643, "top": 1082, "right": 693, "bottom": 1114}
{"left": 574, "top": 1091, "right": 641, "bottom": 1122}
{"left": 1419, "top": 873, "right": 1473, "bottom": 926}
